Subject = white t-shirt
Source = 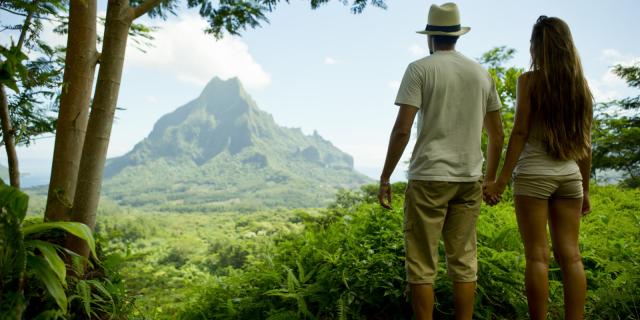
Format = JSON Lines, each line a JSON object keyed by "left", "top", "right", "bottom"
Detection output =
{"left": 395, "top": 50, "right": 502, "bottom": 182}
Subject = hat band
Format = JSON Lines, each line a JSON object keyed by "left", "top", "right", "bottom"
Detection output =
{"left": 424, "top": 24, "right": 461, "bottom": 33}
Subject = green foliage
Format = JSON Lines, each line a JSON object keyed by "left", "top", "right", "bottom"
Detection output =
{"left": 5, "top": 40, "right": 63, "bottom": 146}
{"left": 592, "top": 62, "right": 640, "bottom": 187}
{"left": 0, "top": 43, "right": 29, "bottom": 93}
{"left": 67, "top": 276, "right": 128, "bottom": 319}
{"left": 477, "top": 47, "right": 525, "bottom": 167}
{"left": 134, "top": 0, "right": 386, "bottom": 39}
{"left": 23, "top": 222, "right": 97, "bottom": 260}
{"left": 27, "top": 253, "right": 68, "bottom": 313}
{"left": 21, "top": 222, "right": 97, "bottom": 315}
{"left": 96, "top": 208, "right": 304, "bottom": 318}
{"left": 580, "top": 186, "right": 640, "bottom": 317}
{"left": 90, "top": 181, "right": 639, "bottom": 319}
{"left": 0, "top": 0, "right": 66, "bottom": 146}
{"left": 0, "top": 178, "right": 29, "bottom": 318}
{"left": 478, "top": 46, "right": 523, "bottom": 110}
{"left": 1, "top": 179, "right": 135, "bottom": 319}
{"left": 0, "top": 179, "right": 81, "bottom": 315}
{"left": 171, "top": 183, "right": 640, "bottom": 319}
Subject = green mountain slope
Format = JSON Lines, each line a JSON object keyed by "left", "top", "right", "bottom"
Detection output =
{"left": 0, "top": 164, "right": 8, "bottom": 181}
{"left": 103, "top": 77, "right": 372, "bottom": 211}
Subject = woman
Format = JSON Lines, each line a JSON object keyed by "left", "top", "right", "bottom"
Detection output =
{"left": 484, "top": 16, "right": 593, "bottom": 319}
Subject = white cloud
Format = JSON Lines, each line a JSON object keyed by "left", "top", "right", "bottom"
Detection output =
{"left": 589, "top": 49, "right": 640, "bottom": 102}
{"left": 324, "top": 57, "right": 338, "bottom": 65}
{"left": 388, "top": 80, "right": 400, "bottom": 91}
{"left": 600, "top": 49, "right": 640, "bottom": 66}
{"left": 588, "top": 78, "right": 618, "bottom": 102}
{"left": 11, "top": 13, "right": 271, "bottom": 89}
{"left": 408, "top": 44, "right": 427, "bottom": 57}
{"left": 145, "top": 95, "right": 158, "bottom": 104}
{"left": 126, "top": 14, "right": 270, "bottom": 89}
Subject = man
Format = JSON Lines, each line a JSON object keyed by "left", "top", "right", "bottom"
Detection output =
{"left": 378, "top": 3, "right": 504, "bottom": 320}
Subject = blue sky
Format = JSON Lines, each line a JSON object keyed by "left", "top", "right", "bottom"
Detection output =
{"left": 1, "top": 0, "right": 639, "bottom": 186}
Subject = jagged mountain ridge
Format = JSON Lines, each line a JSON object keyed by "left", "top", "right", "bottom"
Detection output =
{"left": 102, "top": 77, "right": 371, "bottom": 211}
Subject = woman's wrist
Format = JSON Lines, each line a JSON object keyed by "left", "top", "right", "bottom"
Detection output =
{"left": 496, "top": 176, "right": 509, "bottom": 189}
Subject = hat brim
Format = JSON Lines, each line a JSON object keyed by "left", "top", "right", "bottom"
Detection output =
{"left": 416, "top": 26, "right": 470, "bottom": 36}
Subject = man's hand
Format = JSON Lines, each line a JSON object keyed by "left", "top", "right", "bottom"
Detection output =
{"left": 482, "top": 180, "right": 505, "bottom": 206}
{"left": 378, "top": 181, "right": 392, "bottom": 209}
{"left": 582, "top": 190, "right": 591, "bottom": 216}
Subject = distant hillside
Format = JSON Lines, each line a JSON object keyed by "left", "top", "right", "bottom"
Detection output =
{"left": 102, "top": 77, "right": 372, "bottom": 211}
{"left": 0, "top": 164, "right": 8, "bottom": 182}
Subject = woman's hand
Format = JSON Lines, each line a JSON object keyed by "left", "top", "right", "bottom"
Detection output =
{"left": 483, "top": 180, "right": 506, "bottom": 206}
{"left": 581, "top": 190, "right": 591, "bottom": 216}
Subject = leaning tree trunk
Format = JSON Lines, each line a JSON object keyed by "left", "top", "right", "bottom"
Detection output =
{"left": 0, "top": 85, "right": 19, "bottom": 188}
{"left": 66, "top": 0, "right": 133, "bottom": 258}
{"left": 44, "top": 0, "right": 98, "bottom": 222}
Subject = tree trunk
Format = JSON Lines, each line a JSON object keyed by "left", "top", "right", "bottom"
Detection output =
{"left": 67, "top": 0, "right": 133, "bottom": 257}
{"left": 0, "top": 85, "right": 19, "bottom": 188}
{"left": 44, "top": 0, "right": 97, "bottom": 221}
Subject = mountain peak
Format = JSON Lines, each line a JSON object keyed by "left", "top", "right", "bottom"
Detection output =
{"left": 107, "top": 77, "right": 360, "bottom": 173}
{"left": 200, "top": 76, "right": 248, "bottom": 100}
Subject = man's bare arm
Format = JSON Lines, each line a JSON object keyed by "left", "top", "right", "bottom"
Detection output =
{"left": 381, "top": 105, "right": 418, "bottom": 181}
{"left": 484, "top": 110, "right": 505, "bottom": 182}
{"left": 379, "top": 105, "right": 418, "bottom": 208}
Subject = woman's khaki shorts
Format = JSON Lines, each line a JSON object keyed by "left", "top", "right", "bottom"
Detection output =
{"left": 404, "top": 179, "right": 482, "bottom": 284}
{"left": 512, "top": 171, "right": 583, "bottom": 199}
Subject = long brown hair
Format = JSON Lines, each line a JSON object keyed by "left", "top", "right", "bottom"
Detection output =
{"left": 529, "top": 16, "right": 593, "bottom": 161}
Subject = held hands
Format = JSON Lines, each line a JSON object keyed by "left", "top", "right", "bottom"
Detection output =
{"left": 483, "top": 180, "right": 506, "bottom": 206}
{"left": 378, "top": 180, "right": 392, "bottom": 209}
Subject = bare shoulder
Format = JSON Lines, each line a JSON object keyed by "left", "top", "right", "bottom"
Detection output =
{"left": 518, "top": 71, "right": 534, "bottom": 83}
{"left": 517, "top": 71, "right": 536, "bottom": 96}
{"left": 516, "top": 72, "right": 534, "bottom": 112}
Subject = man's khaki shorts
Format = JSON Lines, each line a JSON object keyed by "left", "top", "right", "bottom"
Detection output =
{"left": 512, "top": 171, "right": 583, "bottom": 199}
{"left": 404, "top": 179, "right": 482, "bottom": 284}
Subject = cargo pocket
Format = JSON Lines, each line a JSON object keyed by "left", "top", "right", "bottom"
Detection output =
{"left": 403, "top": 200, "right": 413, "bottom": 232}
{"left": 403, "top": 181, "right": 413, "bottom": 232}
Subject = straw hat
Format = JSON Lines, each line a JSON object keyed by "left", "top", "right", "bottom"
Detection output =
{"left": 416, "top": 2, "right": 470, "bottom": 36}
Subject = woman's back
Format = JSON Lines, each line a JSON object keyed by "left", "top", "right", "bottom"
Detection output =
{"left": 515, "top": 109, "right": 579, "bottom": 175}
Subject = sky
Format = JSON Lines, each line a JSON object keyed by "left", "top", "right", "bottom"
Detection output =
{"left": 1, "top": 0, "right": 639, "bottom": 187}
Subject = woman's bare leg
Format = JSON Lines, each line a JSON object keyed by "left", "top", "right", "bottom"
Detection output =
{"left": 515, "top": 195, "right": 551, "bottom": 320}
{"left": 549, "top": 197, "right": 586, "bottom": 320}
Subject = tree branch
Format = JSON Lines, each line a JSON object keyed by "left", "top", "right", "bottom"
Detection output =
{"left": 0, "top": 6, "right": 27, "bottom": 17}
{"left": 131, "top": 0, "right": 163, "bottom": 20}
{"left": 17, "top": 0, "right": 39, "bottom": 50}
{"left": 0, "top": 6, "right": 61, "bottom": 22}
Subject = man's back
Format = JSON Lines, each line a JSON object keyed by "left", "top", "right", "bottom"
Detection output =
{"left": 379, "top": 4, "right": 505, "bottom": 319}
{"left": 395, "top": 50, "right": 501, "bottom": 182}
